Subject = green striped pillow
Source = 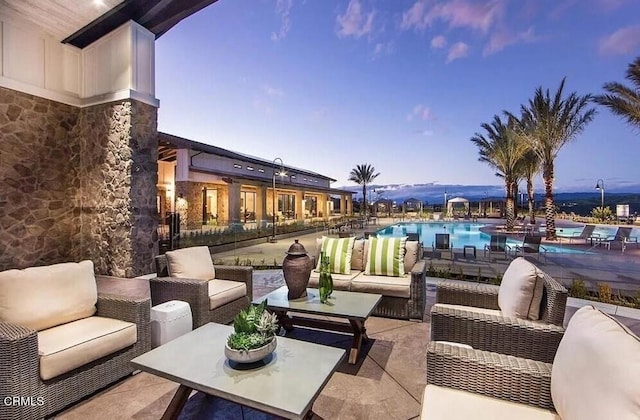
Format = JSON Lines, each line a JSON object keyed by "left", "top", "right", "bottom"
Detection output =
{"left": 364, "top": 237, "right": 408, "bottom": 277}
{"left": 318, "top": 236, "right": 356, "bottom": 275}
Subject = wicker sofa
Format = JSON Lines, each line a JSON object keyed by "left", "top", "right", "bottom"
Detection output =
{"left": 0, "top": 261, "right": 150, "bottom": 420}
{"left": 430, "top": 257, "right": 568, "bottom": 363}
{"left": 423, "top": 305, "right": 640, "bottom": 419}
{"left": 310, "top": 238, "right": 427, "bottom": 320}
{"left": 151, "top": 246, "right": 253, "bottom": 328}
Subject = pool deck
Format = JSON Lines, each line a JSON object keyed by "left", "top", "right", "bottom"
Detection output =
{"left": 211, "top": 217, "right": 640, "bottom": 293}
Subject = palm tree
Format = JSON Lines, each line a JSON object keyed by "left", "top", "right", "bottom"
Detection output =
{"left": 515, "top": 78, "right": 596, "bottom": 240}
{"left": 593, "top": 56, "right": 640, "bottom": 131}
{"left": 515, "top": 149, "right": 541, "bottom": 224}
{"left": 348, "top": 164, "right": 380, "bottom": 218}
{"left": 470, "top": 115, "right": 528, "bottom": 230}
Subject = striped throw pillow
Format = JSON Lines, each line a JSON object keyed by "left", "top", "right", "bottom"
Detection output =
{"left": 364, "top": 237, "right": 408, "bottom": 277}
{"left": 318, "top": 236, "right": 356, "bottom": 275}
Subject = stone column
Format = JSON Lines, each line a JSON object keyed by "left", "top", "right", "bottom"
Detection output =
{"left": 227, "top": 181, "right": 241, "bottom": 224}
{"left": 346, "top": 195, "right": 353, "bottom": 216}
{"left": 295, "top": 191, "right": 304, "bottom": 221}
{"left": 257, "top": 185, "right": 267, "bottom": 224}
{"left": 340, "top": 195, "right": 347, "bottom": 216}
{"left": 73, "top": 99, "right": 158, "bottom": 277}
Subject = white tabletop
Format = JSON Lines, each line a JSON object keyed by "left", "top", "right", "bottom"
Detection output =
{"left": 131, "top": 322, "right": 345, "bottom": 419}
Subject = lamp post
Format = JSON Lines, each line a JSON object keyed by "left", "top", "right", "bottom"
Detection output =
{"left": 444, "top": 190, "right": 447, "bottom": 216}
{"left": 595, "top": 179, "right": 605, "bottom": 210}
{"left": 270, "top": 158, "right": 286, "bottom": 243}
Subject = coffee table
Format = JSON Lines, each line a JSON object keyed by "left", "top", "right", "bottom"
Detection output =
{"left": 131, "top": 323, "right": 345, "bottom": 420}
{"left": 254, "top": 287, "right": 382, "bottom": 364}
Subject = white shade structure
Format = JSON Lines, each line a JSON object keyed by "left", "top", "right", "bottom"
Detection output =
{"left": 446, "top": 197, "right": 469, "bottom": 217}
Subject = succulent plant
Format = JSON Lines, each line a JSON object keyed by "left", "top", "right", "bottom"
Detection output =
{"left": 227, "top": 300, "right": 280, "bottom": 351}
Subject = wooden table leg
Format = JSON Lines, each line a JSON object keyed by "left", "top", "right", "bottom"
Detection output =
{"left": 348, "top": 319, "right": 367, "bottom": 364}
{"left": 161, "top": 384, "right": 192, "bottom": 420}
{"left": 275, "top": 310, "right": 294, "bottom": 332}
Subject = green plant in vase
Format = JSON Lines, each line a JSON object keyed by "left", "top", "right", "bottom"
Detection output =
{"left": 318, "top": 252, "right": 333, "bottom": 303}
{"left": 226, "top": 301, "right": 279, "bottom": 351}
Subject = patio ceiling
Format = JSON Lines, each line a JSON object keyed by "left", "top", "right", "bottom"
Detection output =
{"left": 1, "top": 0, "right": 218, "bottom": 47}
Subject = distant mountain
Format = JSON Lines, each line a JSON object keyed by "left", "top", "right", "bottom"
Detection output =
{"left": 338, "top": 183, "right": 640, "bottom": 207}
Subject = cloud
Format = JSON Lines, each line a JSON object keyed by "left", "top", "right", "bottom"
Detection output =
{"left": 372, "top": 41, "right": 394, "bottom": 58}
{"left": 271, "top": 0, "right": 293, "bottom": 41}
{"left": 483, "top": 27, "right": 538, "bottom": 56}
{"left": 407, "top": 104, "right": 434, "bottom": 121}
{"left": 311, "top": 108, "right": 328, "bottom": 119}
{"left": 598, "top": 25, "right": 640, "bottom": 55}
{"left": 446, "top": 42, "right": 469, "bottom": 63}
{"left": 262, "top": 85, "right": 284, "bottom": 97}
{"left": 336, "top": 0, "right": 376, "bottom": 38}
{"left": 401, "top": 0, "right": 505, "bottom": 33}
{"left": 417, "top": 129, "right": 434, "bottom": 136}
{"left": 431, "top": 35, "right": 447, "bottom": 48}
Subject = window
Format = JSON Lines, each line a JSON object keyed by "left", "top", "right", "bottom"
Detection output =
{"left": 202, "top": 188, "right": 218, "bottom": 225}
{"left": 246, "top": 166, "right": 254, "bottom": 171}
{"left": 304, "top": 196, "right": 317, "bottom": 218}
{"left": 240, "top": 191, "right": 256, "bottom": 222}
{"left": 233, "top": 163, "right": 242, "bottom": 169}
{"left": 277, "top": 193, "right": 296, "bottom": 219}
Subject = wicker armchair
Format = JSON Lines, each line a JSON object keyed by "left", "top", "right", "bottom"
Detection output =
{"left": 0, "top": 284, "right": 150, "bottom": 420}
{"left": 430, "top": 268, "right": 567, "bottom": 363}
{"left": 426, "top": 342, "right": 556, "bottom": 411}
{"left": 151, "top": 254, "right": 253, "bottom": 328}
{"left": 424, "top": 305, "right": 640, "bottom": 419}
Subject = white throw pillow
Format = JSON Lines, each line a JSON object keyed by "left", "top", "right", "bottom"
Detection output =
{"left": 498, "top": 257, "right": 544, "bottom": 320}
{"left": 165, "top": 246, "right": 215, "bottom": 280}
{"left": 551, "top": 305, "right": 640, "bottom": 420}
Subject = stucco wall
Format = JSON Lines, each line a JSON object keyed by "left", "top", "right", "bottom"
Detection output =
{"left": 0, "top": 86, "right": 158, "bottom": 276}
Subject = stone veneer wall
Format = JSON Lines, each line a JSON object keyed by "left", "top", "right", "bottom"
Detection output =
{"left": 72, "top": 100, "right": 158, "bottom": 277}
{"left": 0, "top": 87, "right": 80, "bottom": 269}
{"left": 0, "top": 87, "right": 158, "bottom": 276}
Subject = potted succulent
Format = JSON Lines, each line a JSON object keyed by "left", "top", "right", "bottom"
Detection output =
{"left": 225, "top": 301, "right": 280, "bottom": 363}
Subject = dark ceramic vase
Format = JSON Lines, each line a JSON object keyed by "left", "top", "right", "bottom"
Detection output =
{"left": 282, "top": 240, "right": 313, "bottom": 299}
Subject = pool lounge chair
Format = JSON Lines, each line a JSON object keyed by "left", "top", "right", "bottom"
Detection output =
{"left": 601, "top": 227, "right": 639, "bottom": 253}
{"left": 483, "top": 234, "right": 511, "bottom": 260}
{"left": 515, "top": 234, "right": 547, "bottom": 262}
{"left": 433, "top": 233, "right": 453, "bottom": 258}
{"left": 560, "top": 224, "right": 600, "bottom": 244}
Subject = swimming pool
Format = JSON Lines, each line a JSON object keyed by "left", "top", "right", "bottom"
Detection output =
{"left": 375, "top": 222, "right": 590, "bottom": 254}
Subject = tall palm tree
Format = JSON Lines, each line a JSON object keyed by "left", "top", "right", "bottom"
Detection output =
{"left": 470, "top": 115, "right": 528, "bottom": 230}
{"left": 515, "top": 78, "right": 596, "bottom": 240}
{"left": 348, "top": 164, "right": 380, "bottom": 218}
{"left": 515, "top": 149, "right": 541, "bottom": 224}
{"left": 593, "top": 56, "right": 640, "bottom": 131}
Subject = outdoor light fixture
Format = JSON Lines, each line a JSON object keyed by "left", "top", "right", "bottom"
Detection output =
{"left": 595, "top": 179, "right": 605, "bottom": 210}
{"left": 270, "top": 158, "right": 286, "bottom": 243}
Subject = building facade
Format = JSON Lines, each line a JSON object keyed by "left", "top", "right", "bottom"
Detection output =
{"left": 157, "top": 133, "right": 354, "bottom": 230}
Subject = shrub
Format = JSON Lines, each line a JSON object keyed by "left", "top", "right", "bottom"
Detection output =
{"left": 569, "top": 279, "right": 588, "bottom": 299}
{"left": 597, "top": 283, "right": 613, "bottom": 304}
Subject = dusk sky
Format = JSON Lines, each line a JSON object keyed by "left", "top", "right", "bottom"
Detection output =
{"left": 156, "top": 0, "right": 640, "bottom": 193}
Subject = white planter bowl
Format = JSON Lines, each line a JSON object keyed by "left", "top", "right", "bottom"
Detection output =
{"left": 225, "top": 337, "right": 277, "bottom": 364}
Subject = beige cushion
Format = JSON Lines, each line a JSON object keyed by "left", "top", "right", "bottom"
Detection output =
{"left": 404, "top": 241, "right": 420, "bottom": 274}
{"left": 351, "top": 239, "right": 367, "bottom": 271}
{"left": 350, "top": 273, "right": 411, "bottom": 298}
{"left": 309, "top": 271, "right": 359, "bottom": 291}
{"left": 498, "top": 257, "right": 544, "bottom": 320}
{"left": 433, "top": 303, "right": 503, "bottom": 318}
{"left": 0, "top": 261, "right": 97, "bottom": 331}
{"left": 165, "top": 246, "right": 215, "bottom": 280}
{"left": 551, "top": 305, "right": 640, "bottom": 420}
{"left": 38, "top": 316, "right": 137, "bottom": 380}
{"left": 422, "top": 384, "right": 560, "bottom": 420}
{"left": 208, "top": 279, "right": 247, "bottom": 310}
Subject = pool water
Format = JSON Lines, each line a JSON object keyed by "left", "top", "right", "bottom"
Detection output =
{"left": 375, "top": 222, "right": 590, "bottom": 254}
